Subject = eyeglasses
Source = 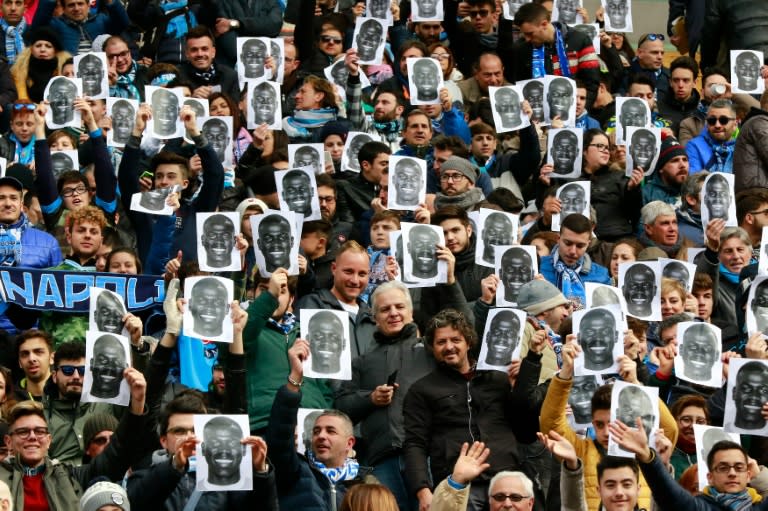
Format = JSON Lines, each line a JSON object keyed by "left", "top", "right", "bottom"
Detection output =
{"left": 13, "top": 103, "right": 35, "bottom": 111}
{"left": 706, "top": 116, "right": 735, "bottom": 126}
{"left": 107, "top": 49, "right": 131, "bottom": 60}
{"left": 678, "top": 415, "right": 708, "bottom": 427}
{"left": 9, "top": 427, "right": 49, "bottom": 439}
{"left": 430, "top": 53, "right": 450, "bottom": 61}
{"left": 440, "top": 173, "right": 466, "bottom": 182}
{"left": 588, "top": 143, "right": 610, "bottom": 152}
{"left": 639, "top": 33, "right": 665, "bottom": 45}
{"left": 167, "top": 426, "right": 195, "bottom": 436}
{"left": 320, "top": 35, "right": 342, "bottom": 45}
{"left": 90, "top": 435, "right": 110, "bottom": 446}
{"left": 749, "top": 208, "right": 768, "bottom": 217}
{"left": 469, "top": 8, "right": 490, "bottom": 17}
{"left": 58, "top": 365, "right": 85, "bottom": 376}
{"left": 712, "top": 463, "right": 748, "bottom": 474}
{"left": 61, "top": 185, "right": 88, "bottom": 197}
{"left": 490, "top": 494, "right": 532, "bottom": 503}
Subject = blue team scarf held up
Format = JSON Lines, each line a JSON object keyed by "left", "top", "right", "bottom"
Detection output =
{"left": 552, "top": 247, "right": 585, "bottom": 310}
{"left": 306, "top": 450, "right": 360, "bottom": 484}
{"left": 268, "top": 312, "right": 296, "bottom": 335}
{"left": 537, "top": 318, "right": 563, "bottom": 368}
{"left": 0, "top": 18, "right": 25, "bottom": 65}
{"left": 532, "top": 26, "right": 571, "bottom": 79}
{"left": 10, "top": 134, "right": 34, "bottom": 165}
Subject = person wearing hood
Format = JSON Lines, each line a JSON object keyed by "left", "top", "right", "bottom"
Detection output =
{"left": 657, "top": 56, "right": 702, "bottom": 138}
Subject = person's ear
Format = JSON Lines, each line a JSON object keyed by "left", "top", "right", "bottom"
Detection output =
{"left": 643, "top": 223, "right": 652, "bottom": 237}
{"left": 181, "top": 178, "right": 190, "bottom": 190}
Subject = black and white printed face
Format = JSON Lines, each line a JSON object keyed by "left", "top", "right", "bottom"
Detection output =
{"left": 188, "top": 279, "right": 229, "bottom": 337}
{"left": 552, "top": 134, "right": 579, "bottom": 175}
{"left": 202, "top": 419, "right": 244, "bottom": 485}
{"left": 408, "top": 226, "right": 439, "bottom": 278}
{"left": 557, "top": 0, "right": 579, "bottom": 24}
{"left": 412, "top": 60, "right": 440, "bottom": 101}
{"left": 620, "top": 100, "right": 647, "bottom": 139}
{"left": 605, "top": 0, "right": 628, "bottom": 29}
{"left": 548, "top": 79, "right": 574, "bottom": 120}
{"left": 49, "top": 80, "right": 77, "bottom": 124}
{"left": 252, "top": 84, "right": 277, "bottom": 125}
{"left": 356, "top": 21, "right": 383, "bottom": 61}
{"left": 753, "top": 283, "right": 768, "bottom": 335}
{"left": 346, "top": 135, "right": 372, "bottom": 171}
{"left": 580, "top": 310, "right": 616, "bottom": 370}
{"left": 617, "top": 388, "right": 654, "bottom": 438}
{"left": 662, "top": 263, "right": 689, "bottom": 290}
{"left": 183, "top": 99, "right": 205, "bottom": 119}
{"left": 51, "top": 154, "right": 75, "bottom": 177}
{"left": 94, "top": 292, "right": 126, "bottom": 334}
{"left": 622, "top": 265, "right": 655, "bottom": 317}
{"left": 481, "top": 213, "right": 513, "bottom": 263}
{"left": 569, "top": 375, "right": 598, "bottom": 423}
{"left": 241, "top": 39, "right": 267, "bottom": 79}
{"left": 736, "top": 53, "right": 761, "bottom": 91}
{"left": 369, "top": 0, "right": 389, "bottom": 17}
{"left": 629, "top": 131, "right": 656, "bottom": 172}
{"left": 484, "top": 311, "right": 520, "bottom": 366}
{"left": 733, "top": 364, "right": 768, "bottom": 430}
{"left": 523, "top": 82, "right": 545, "bottom": 122}
{"left": 704, "top": 177, "right": 730, "bottom": 220}
{"left": 416, "top": 0, "right": 438, "bottom": 16}
{"left": 495, "top": 89, "right": 522, "bottom": 127}
{"left": 151, "top": 90, "right": 179, "bottom": 136}
{"left": 308, "top": 313, "right": 345, "bottom": 373}
{"left": 680, "top": 326, "right": 718, "bottom": 381}
{"left": 394, "top": 160, "right": 423, "bottom": 205}
{"left": 140, "top": 188, "right": 169, "bottom": 211}
{"left": 202, "top": 119, "right": 229, "bottom": 162}
{"left": 112, "top": 102, "right": 135, "bottom": 143}
{"left": 500, "top": 248, "right": 532, "bottom": 302}
{"left": 202, "top": 216, "right": 235, "bottom": 268}
{"left": 559, "top": 185, "right": 586, "bottom": 216}
{"left": 282, "top": 172, "right": 314, "bottom": 217}
{"left": 79, "top": 56, "right": 104, "bottom": 96}
{"left": 90, "top": 335, "right": 127, "bottom": 399}
{"left": 257, "top": 216, "right": 293, "bottom": 271}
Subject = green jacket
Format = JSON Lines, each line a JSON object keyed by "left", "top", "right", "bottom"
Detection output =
{"left": 44, "top": 392, "right": 117, "bottom": 466}
{"left": 244, "top": 292, "right": 334, "bottom": 432}
{"left": 40, "top": 260, "right": 91, "bottom": 348}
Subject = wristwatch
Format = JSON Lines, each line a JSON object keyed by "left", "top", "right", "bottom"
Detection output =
{"left": 230, "top": 20, "right": 240, "bottom": 29}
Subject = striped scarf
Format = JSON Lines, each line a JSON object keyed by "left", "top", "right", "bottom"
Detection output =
{"left": 0, "top": 212, "right": 26, "bottom": 267}
{"left": 9, "top": 134, "right": 34, "bottom": 165}
{"left": 0, "top": 18, "right": 25, "bottom": 65}
{"left": 111, "top": 61, "right": 141, "bottom": 100}
{"left": 306, "top": 451, "right": 360, "bottom": 484}
{"left": 704, "top": 486, "right": 761, "bottom": 511}
{"left": 284, "top": 108, "right": 337, "bottom": 139}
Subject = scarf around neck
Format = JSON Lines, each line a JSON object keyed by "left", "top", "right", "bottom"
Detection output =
{"left": 704, "top": 486, "right": 761, "bottom": 511}
{"left": 284, "top": 108, "right": 337, "bottom": 139}
{"left": 306, "top": 450, "right": 360, "bottom": 483}
{"left": 552, "top": 246, "right": 585, "bottom": 310}
{"left": 113, "top": 61, "right": 141, "bottom": 100}
{"left": 0, "top": 212, "right": 27, "bottom": 267}
{"left": 532, "top": 25, "right": 571, "bottom": 79}
{"left": 433, "top": 188, "right": 484, "bottom": 211}
{"left": 0, "top": 18, "right": 25, "bottom": 65}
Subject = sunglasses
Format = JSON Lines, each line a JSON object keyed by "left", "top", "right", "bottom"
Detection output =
{"left": 13, "top": 103, "right": 35, "bottom": 111}
{"left": 58, "top": 365, "right": 86, "bottom": 376}
{"left": 469, "top": 8, "right": 490, "bottom": 17}
{"left": 639, "top": 33, "right": 665, "bottom": 45}
{"left": 706, "top": 115, "right": 735, "bottom": 126}
{"left": 320, "top": 35, "right": 342, "bottom": 44}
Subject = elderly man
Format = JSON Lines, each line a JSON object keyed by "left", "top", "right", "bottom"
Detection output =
{"left": 643, "top": 135, "right": 689, "bottom": 205}
{"left": 404, "top": 309, "right": 531, "bottom": 511}
{"left": 336, "top": 281, "right": 436, "bottom": 511}
{"left": 687, "top": 99, "right": 739, "bottom": 174}
{"left": 640, "top": 201, "right": 680, "bottom": 256}
{"left": 458, "top": 53, "right": 509, "bottom": 113}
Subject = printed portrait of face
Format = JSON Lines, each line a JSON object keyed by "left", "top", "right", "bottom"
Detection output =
{"left": 408, "top": 225, "right": 439, "bottom": 278}
{"left": 547, "top": 78, "right": 574, "bottom": 121}
{"left": 484, "top": 310, "right": 521, "bottom": 366}
{"left": 619, "top": 99, "right": 647, "bottom": 140}
{"left": 151, "top": 89, "right": 180, "bottom": 137}
{"left": 500, "top": 248, "right": 533, "bottom": 303}
{"left": 700, "top": 429, "right": 731, "bottom": 462}
{"left": 302, "top": 411, "right": 323, "bottom": 453}
{"left": 307, "top": 311, "right": 346, "bottom": 374}
{"left": 111, "top": 100, "right": 135, "bottom": 144}
{"left": 605, "top": 0, "right": 628, "bottom": 29}
{"left": 78, "top": 55, "right": 104, "bottom": 97}
{"left": 569, "top": 375, "right": 599, "bottom": 424}
{"left": 257, "top": 215, "right": 294, "bottom": 271}
{"left": 48, "top": 78, "right": 77, "bottom": 125}
{"left": 241, "top": 39, "right": 267, "bottom": 79}
{"left": 523, "top": 81, "right": 545, "bottom": 123}
{"left": 735, "top": 52, "right": 761, "bottom": 92}
{"left": 202, "top": 214, "right": 236, "bottom": 269}
{"left": 579, "top": 309, "right": 618, "bottom": 371}
{"left": 733, "top": 362, "right": 768, "bottom": 430}
{"left": 94, "top": 292, "right": 126, "bottom": 334}
{"left": 751, "top": 281, "right": 768, "bottom": 335}
{"left": 592, "top": 287, "right": 620, "bottom": 307}
{"left": 505, "top": 0, "right": 526, "bottom": 15}
{"left": 346, "top": 135, "right": 373, "bottom": 171}
{"left": 202, "top": 417, "right": 245, "bottom": 486}
{"left": 557, "top": 0, "right": 579, "bottom": 24}
{"left": 416, "top": 0, "right": 438, "bottom": 17}
{"left": 617, "top": 386, "right": 655, "bottom": 438}
{"left": 251, "top": 82, "right": 277, "bottom": 125}
{"left": 188, "top": 278, "right": 230, "bottom": 337}
{"left": 494, "top": 88, "right": 522, "bottom": 128}
{"left": 629, "top": 129, "right": 656, "bottom": 172}
{"left": 481, "top": 212, "right": 513, "bottom": 263}
{"left": 662, "top": 262, "right": 690, "bottom": 291}
{"left": 356, "top": 20, "right": 383, "bottom": 61}
{"left": 270, "top": 40, "right": 283, "bottom": 72}
{"left": 559, "top": 183, "right": 586, "bottom": 217}
{"left": 51, "top": 153, "right": 75, "bottom": 178}
{"left": 412, "top": 59, "right": 440, "bottom": 101}
{"left": 622, "top": 264, "right": 656, "bottom": 317}
{"left": 368, "top": 0, "right": 389, "bottom": 18}
{"left": 202, "top": 118, "right": 229, "bottom": 163}
{"left": 551, "top": 132, "right": 579, "bottom": 175}
{"left": 330, "top": 60, "right": 350, "bottom": 88}
{"left": 90, "top": 334, "right": 127, "bottom": 399}
{"left": 704, "top": 175, "right": 731, "bottom": 221}
{"left": 294, "top": 146, "right": 322, "bottom": 174}
{"left": 140, "top": 187, "right": 170, "bottom": 211}
{"left": 394, "top": 159, "right": 423, "bottom": 206}
{"left": 680, "top": 324, "right": 718, "bottom": 382}
{"left": 282, "top": 170, "right": 314, "bottom": 217}
{"left": 183, "top": 99, "right": 206, "bottom": 119}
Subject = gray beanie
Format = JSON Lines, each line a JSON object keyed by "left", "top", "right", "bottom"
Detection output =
{"left": 516, "top": 280, "right": 569, "bottom": 315}
{"left": 440, "top": 156, "right": 477, "bottom": 184}
{"left": 80, "top": 481, "right": 130, "bottom": 511}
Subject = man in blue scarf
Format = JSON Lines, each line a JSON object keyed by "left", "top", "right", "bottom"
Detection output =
{"left": 687, "top": 99, "right": 739, "bottom": 174}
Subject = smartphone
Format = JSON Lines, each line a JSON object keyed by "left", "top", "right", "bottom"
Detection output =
{"left": 386, "top": 370, "right": 398, "bottom": 387}
{"left": 140, "top": 171, "right": 154, "bottom": 179}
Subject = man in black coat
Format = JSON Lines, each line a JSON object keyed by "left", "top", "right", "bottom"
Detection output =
{"left": 179, "top": 26, "right": 241, "bottom": 103}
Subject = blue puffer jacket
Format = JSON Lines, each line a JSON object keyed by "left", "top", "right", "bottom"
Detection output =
{"left": 266, "top": 386, "right": 376, "bottom": 511}
{"left": 31, "top": 0, "right": 130, "bottom": 56}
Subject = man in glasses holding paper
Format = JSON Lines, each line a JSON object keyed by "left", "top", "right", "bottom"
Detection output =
{"left": 686, "top": 99, "right": 739, "bottom": 174}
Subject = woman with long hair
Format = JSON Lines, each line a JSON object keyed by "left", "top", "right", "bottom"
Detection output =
{"left": 209, "top": 92, "right": 251, "bottom": 166}
{"left": 12, "top": 27, "right": 71, "bottom": 102}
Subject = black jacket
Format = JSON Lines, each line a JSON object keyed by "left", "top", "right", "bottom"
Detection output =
{"left": 179, "top": 61, "right": 241, "bottom": 103}
{"left": 403, "top": 363, "right": 526, "bottom": 492}
{"left": 212, "top": 0, "right": 283, "bottom": 69}
{"left": 701, "top": 0, "right": 768, "bottom": 69}
{"left": 657, "top": 88, "right": 701, "bottom": 137}
{"left": 452, "top": 235, "right": 495, "bottom": 305}
{"left": 335, "top": 173, "right": 378, "bottom": 224}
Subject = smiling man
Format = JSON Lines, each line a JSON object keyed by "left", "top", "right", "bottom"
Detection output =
{"left": 687, "top": 99, "right": 739, "bottom": 174}
{"left": 188, "top": 278, "right": 230, "bottom": 338}
{"left": 201, "top": 214, "right": 236, "bottom": 269}
{"left": 179, "top": 26, "right": 240, "bottom": 101}
{"left": 307, "top": 311, "right": 345, "bottom": 374}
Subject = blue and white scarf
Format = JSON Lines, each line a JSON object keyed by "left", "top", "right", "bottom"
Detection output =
{"left": 269, "top": 312, "right": 296, "bottom": 335}
{"left": 9, "top": 134, "right": 34, "bottom": 165}
{"left": 0, "top": 213, "right": 26, "bottom": 267}
{"left": 284, "top": 108, "right": 337, "bottom": 139}
{"left": 161, "top": 0, "right": 197, "bottom": 39}
{"left": 532, "top": 26, "right": 571, "bottom": 79}
{"left": 552, "top": 247, "right": 585, "bottom": 310}
{"left": 537, "top": 318, "right": 563, "bottom": 368}
{"left": 306, "top": 451, "right": 360, "bottom": 483}
{"left": 111, "top": 61, "right": 141, "bottom": 100}
{"left": 0, "top": 18, "right": 25, "bottom": 65}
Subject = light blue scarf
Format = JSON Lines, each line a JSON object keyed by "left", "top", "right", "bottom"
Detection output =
{"left": 0, "top": 18, "right": 25, "bottom": 65}
{"left": 306, "top": 451, "right": 360, "bottom": 483}
{"left": 552, "top": 247, "right": 586, "bottom": 310}
{"left": 284, "top": 108, "right": 337, "bottom": 139}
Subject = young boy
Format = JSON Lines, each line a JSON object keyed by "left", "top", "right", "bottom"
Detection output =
{"left": 361, "top": 210, "right": 400, "bottom": 303}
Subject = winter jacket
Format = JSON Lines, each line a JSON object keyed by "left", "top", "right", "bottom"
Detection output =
{"left": 0, "top": 408, "right": 147, "bottom": 511}
{"left": 409, "top": 281, "right": 475, "bottom": 334}
{"left": 540, "top": 375, "right": 678, "bottom": 511}
{"left": 178, "top": 61, "right": 241, "bottom": 103}
{"left": 335, "top": 323, "right": 435, "bottom": 465}
{"left": 696, "top": 247, "right": 740, "bottom": 344}
{"left": 31, "top": 0, "right": 130, "bottom": 55}
{"left": 127, "top": 449, "right": 279, "bottom": 511}
{"left": 584, "top": 165, "right": 643, "bottom": 240}
{"left": 243, "top": 291, "right": 334, "bottom": 432}
{"left": 452, "top": 236, "right": 495, "bottom": 306}
{"left": 429, "top": 477, "right": 471, "bottom": 511}
{"left": 44, "top": 392, "right": 117, "bottom": 466}
{"left": 403, "top": 363, "right": 528, "bottom": 493}
{"left": 676, "top": 206, "right": 704, "bottom": 247}
{"left": 642, "top": 172, "right": 682, "bottom": 206}
{"left": 213, "top": 0, "right": 282, "bottom": 69}
{"left": 686, "top": 126, "right": 737, "bottom": 174}
{"left": 620, "top": 59, "right": 670, "bottom": 100}
{"left": 345, "top": 74, "right": 401, "bottom": 153}
{"left": 700, "top": 0, "right": 768, "bottom": 69}
{"left": 658, "top": 89, "right": 702, "bottom": 137}
{"left": 266, "top": 385, "right": 377, "bottom": 511}
{"left": 539, "top": 252, "right": 612, "bottom": 292}
{"left": 336, "top": 173, "right": 378, "bottom": 225}
{"left": 734, "top": 107, "right": 768, "bottom": 193}
{"left": 294, "top": 287, "right": 378, "bottom": 359}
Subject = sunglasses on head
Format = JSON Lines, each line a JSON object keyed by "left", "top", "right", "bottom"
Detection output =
{"left": 639, "top": 33, "right": 665, "bottom": 45}
{"left": 706, "top": 115, "right": 734, "bottom": 126}
{"left": 13, "top": 103, "right": 35, "bottom": 111}
{"left": 58, "top": 365, "right": 85, "bottom": 376}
